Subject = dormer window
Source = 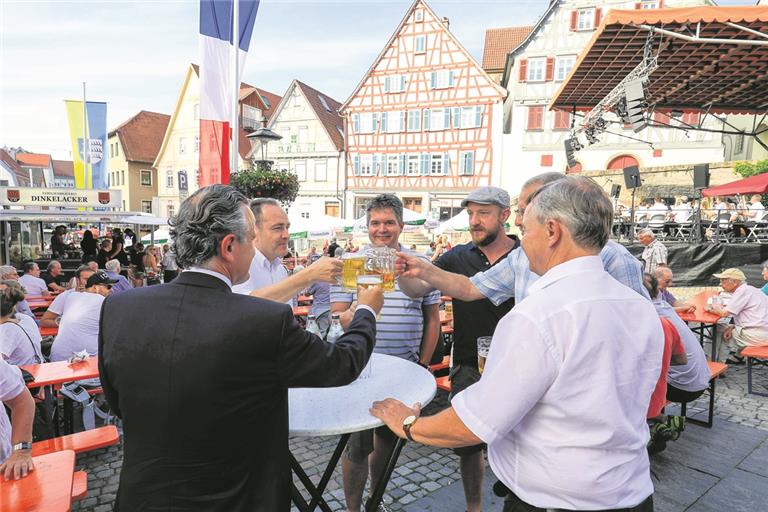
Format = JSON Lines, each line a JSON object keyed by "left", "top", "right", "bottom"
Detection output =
{"left": 414, "top": 9, "right": 424, "bottom": 22}
{"left": 577, "top": 8, "right": 595, "bottom": 30}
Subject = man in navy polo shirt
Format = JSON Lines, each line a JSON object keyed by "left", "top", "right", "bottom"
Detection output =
{"left": 433, "top": 186, "right": 516, "bottom": 512}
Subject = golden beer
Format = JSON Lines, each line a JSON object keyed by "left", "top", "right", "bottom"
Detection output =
{"left": 357, "top": 275, "right": 382, "bottom": 288}
{"left": 341, "top": 255, "right": 367, "bottom": 291}
{"left": 478, "top": 354, "right": 487, "bottom": 374}
{"left": 377, "top": 270, "right": 396, "bottom": 292}
{"left": 477, "top": 336, "right": 492, "bottom": 374}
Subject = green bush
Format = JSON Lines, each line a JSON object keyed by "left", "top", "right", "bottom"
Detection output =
{"left": 733, "top": 159, "right": 768, "bottom": 178}
{"left": 231, "top": 161, "right": 299, "bottom": 206}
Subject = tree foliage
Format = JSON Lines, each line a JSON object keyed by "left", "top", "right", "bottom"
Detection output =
{"left": 733, "top": 159, "right": 768, "bottom": 178}
{"left": 231, "top": 161, "right": 299, "bottom": 206}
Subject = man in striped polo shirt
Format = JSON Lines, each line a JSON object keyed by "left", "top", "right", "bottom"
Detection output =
{"left": 331, "top": 194, "right": 441, "bottom": 512}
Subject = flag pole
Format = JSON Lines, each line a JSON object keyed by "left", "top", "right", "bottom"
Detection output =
{"left": 231, "top": 0, "right": 240, "bottom": 179}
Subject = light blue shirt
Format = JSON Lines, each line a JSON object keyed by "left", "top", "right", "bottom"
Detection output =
{"left": 470, "top": 240, "right": 649, "bottom": 305}
{"left": 231, "top": 249, "right": 294, "bottom": 306}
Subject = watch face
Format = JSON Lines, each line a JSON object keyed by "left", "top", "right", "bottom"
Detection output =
{"left": 403, "top": 415, "right": 417, "bottom": 426}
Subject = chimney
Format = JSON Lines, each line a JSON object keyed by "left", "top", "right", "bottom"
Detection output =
{"left": 441, "top": 16, "right": 450, "bottom": 29}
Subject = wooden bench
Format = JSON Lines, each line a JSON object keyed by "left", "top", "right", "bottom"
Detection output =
{"left": 742, "top": 346, "right": 768, "bottom": 397}
{"left": 72, "top": 471, "right": 88, "bottom": 501}
{"left": 672, "top": 361, "right": 727, "bottom": 428}
{"left": 32, "top": 425, "right": 120, "bottom": 457}
{"left": 428, "top": 356, "right": 450, "bottom": 374}
{"left": 436, "top": 375, "right": 451, "bottom": 393}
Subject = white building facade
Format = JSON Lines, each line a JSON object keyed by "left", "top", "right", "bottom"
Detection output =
{"left": 498, "top": 0, "right": 722, "bottom": 197}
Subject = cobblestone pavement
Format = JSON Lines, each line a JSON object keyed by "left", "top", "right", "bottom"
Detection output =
{"left": 69, "top": 359, "right": 768, "bottom": 512}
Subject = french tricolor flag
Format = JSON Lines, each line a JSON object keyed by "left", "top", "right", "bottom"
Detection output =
{"left": 199, "top": 0, "right": 260, "bottom": 186}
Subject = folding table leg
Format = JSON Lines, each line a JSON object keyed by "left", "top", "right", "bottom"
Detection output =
{"left": 366, "top": 438, "right": 407, "bottom": 512}
{"left": 308, "top": 433, "right": 350, "bottom": 510}
{"left": 289, "top": 451, "right": 334, "bottom": 512}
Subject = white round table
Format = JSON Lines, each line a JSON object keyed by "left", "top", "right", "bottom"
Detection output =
{"left": 287, "top": 353, "right": 437, "bottom": 512}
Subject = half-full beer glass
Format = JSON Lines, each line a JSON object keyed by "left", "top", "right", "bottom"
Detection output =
{"left": 477, "top": 336, "right": 492, "bottom": 374}
{"left": 341, "top": 253, "right": 367, "bottom": 291}
{"left": 370, "top": 246, "right": 396, "bottom": 292}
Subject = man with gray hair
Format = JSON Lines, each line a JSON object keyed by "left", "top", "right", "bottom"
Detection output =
{"left": 104, "top": 260, "right": 132, "bottom": 295}
{"left": 637, "top": 228, "right": 667, "bottom": 274}
{"left": 372, "top": 176, "right": 661, "bottom": 512}
{"left": 98, "top": 184, "right": 382, "bottom": 511}
{"left": 397, "top": 172, "right": 649, "bottom": 304}
{"left": 0, "top": 266, "right": 36, "bottom": 321}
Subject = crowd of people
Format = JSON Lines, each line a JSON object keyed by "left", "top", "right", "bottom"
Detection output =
{"left": 1, "top": 175, "right": 767, "bottom": 512}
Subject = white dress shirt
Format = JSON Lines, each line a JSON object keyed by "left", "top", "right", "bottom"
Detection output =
{"left": 232, "top": 248, "right": 292, "bottom": 304}
{"left": 18, "top": 274, "right": 49, "bottom": 296}
{"left": 453, "top": 256, "right": 662, "bottom": 510}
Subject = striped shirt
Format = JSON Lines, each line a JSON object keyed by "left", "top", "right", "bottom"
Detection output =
{"left": 470, "top": 240, "right": 649, "bottom": 305}
{"left": 331, "top": 246, "right": 441, "bottom": 362}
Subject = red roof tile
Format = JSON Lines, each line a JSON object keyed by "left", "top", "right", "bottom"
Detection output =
{"left": 482, "top": 26, "right": 534, "bottom": 71}
{"left": 52, "top": 159, "right": 74, "bottom": 178}
{"left": 110, "top": 111, "right": 171, "bottom": 164}
{"left": 16, "top": 152, "right": 52, "bottom": 168}
{"left": 0, "top": 149, "right": 30, "bottom": 186}
{"left": 294, "top": 81, "right": 344, "bottom": 151}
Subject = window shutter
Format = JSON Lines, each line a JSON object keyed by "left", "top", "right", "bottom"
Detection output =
{"left": 466, "top": 152, "right": 474, "bottom": 175}
{"left": 383, "top": 77, "right": 390, "bottom": 93}
{"left": 527, "top": 106, "right": 544, "bottom": 130}
{"left": 381, "top": 112, "right": 388, "bottom": 132}
{"left": 353, "top": 155, "right": 361, "bottom": 176}
{"left": 399, "top": 111, "right": 406, "bottom": 132}
{"left": 352, "top": 114, "right": 360, "bottom": 134}
{"left": 594, "top": 8, "right": 602, "bottom": 27}
{"left": 453, "top": 107, "right": 461, "bottom": 128}
{"left": 399, "top": 154, "right": 406, "bottom": 175}
{"left": 444, "top": 109, "right": 451, "bottom": 129}
{"left": 545, "top": 57, "right": 555, "bottom": 81}
{"left": 570, "top": 11, "right": 578, "bottom": 31}
{"left": 635, "top": 2, "right": 642, "bottom": 9}
{"left": 420, "top": 154, "right": 429, "bottom": 175}
{"left": 459, "top": 152, "right": 466, "bottom": 175}
{"left": 442, "top": 153, "right": 450, "bottom": 175}
{"left": 373, "top": 154, "right": 380, "bottom": 176}
{"left": 659, "top": 0, "right": 664, "bottom": 7}
{"left": 448, "top": 70, "right": 455, "bottom": 86}
{"left": 423, "top": 109, "right": 430, "bottom": 131}
{"left": 519, "top": 59, "right": 528, "bottom": 82}
{"left": 430, "top": 72, "right": 437, "bottom": 89}
{"left": 400, "top": 75, "right": 406, "bottom": 91}
{"left": 372, "top": 113, "right": 379, "bottom": 132}
{"left": 475, "top": 106, "right": 482, "bottom": 128}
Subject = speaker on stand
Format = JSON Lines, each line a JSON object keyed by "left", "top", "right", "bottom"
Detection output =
{"left": 623, "top": 166, "right": 641, "bottom": 241}
{"left": 691, "top": 164, "right": 710, "bottom": 243}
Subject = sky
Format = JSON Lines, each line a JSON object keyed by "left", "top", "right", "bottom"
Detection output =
{"left": 0, "top": 0, "right": 753, "bottom": 159}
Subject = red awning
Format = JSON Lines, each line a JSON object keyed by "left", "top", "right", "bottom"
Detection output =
{"left": 702, "top": 173, "right": 768, "bottom": 197}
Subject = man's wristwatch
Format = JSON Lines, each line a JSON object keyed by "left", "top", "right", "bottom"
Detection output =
{"left": 402, "top": 414, "right": 419, "bottom": 442}
{"left": 12, "top": 442, "right": 32, "bottom": 451}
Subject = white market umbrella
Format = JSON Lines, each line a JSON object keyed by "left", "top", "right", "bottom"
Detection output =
{"left": 141, "top": 228, "right": 170, "bottom": 245}
{"left": 352, "top": 208, "right": 427, "bottom": 234}
{"left": 435, "top": 209, "right": 469, "bottom": 234}
{"left": 123, "top": 214, "right": 169, "bottom": 226}
{"left": 290, "top": 215, "right": 351, "bottom": 240}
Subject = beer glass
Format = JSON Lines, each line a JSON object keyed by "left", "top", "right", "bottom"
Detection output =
{"left": 444, "top": 300, "right": 453, "bottom": 317}
{"left": 357, "top": 274, "right": 382, "bottom": 321}
{"left": 341, "top": 253, "right": 367, "bottom": 291}
{"left": 369, "top": 246, "right": 396, "bottom": 292}
{"left": 477, "top": 336, "right": 492, "bottom": 374}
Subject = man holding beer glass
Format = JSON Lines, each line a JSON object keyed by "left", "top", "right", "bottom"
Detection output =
{"left": 331, "top": 194, "right": 441, "bottom": 512}
{"left": 429, "top": 186, "right": 517, "bottom": 512}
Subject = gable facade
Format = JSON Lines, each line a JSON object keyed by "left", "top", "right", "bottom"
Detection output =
{"left": 340, "top": 0, "right": 506, "bottom": 221}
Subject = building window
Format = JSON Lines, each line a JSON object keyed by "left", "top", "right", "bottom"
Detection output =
{"left": 325, "top": 202, "right": 340, "bottom": 217}
{"left": 407, "top": 110, "right": 421, "bottom": 132}
{"left": 295, "top": 161, "right": 307, "bottom": 181}
{"left": 115, "top": 143, "right": 119, "bottom": 157}
{"left": 407, "top": 154, "right": 420, "bottom": 175}
{"left": 640, "top": 1, "right": 659, "bottom": 9}
{"left": 459, "top": 151, "right": 475, "bottom": 175}
{"left": 383, "top": 75, "right": 406, "bottom": 93}
{"left": 680, "top": 112, "right": 701, "bottom": 126}
{"left": 385, "top": 154, "right": 400, "bottom": 176}
{"left": 555, "top": 56, "right": 576, "bottom": 81}
{"left": 179, "top": 137, "right": 187, "bottom": 154}
{"left": 318, "top": 95, "right": 332, "bottom": 112}
{"left": 298, "top": 126, "right": 309, "bottom": 145}
{"left": 315, "top": 160, "right": 327, "bottom": 181}
{"left": 121, "top": 170, "right": 125, "bottom": 185}
{"left": 167, "top": 204, "right": 175, "bottom": 217}
{"left": 140, "top": 170, "right": 152, "bottom": 186}
{"left": 553, "top": 110, "right": 571, "bottom": 131}
{"left": 354, "top": 113, "right": 376, "bottom": 134}
{"left": 735, "top": 134, "right": 745, "bottom": 154}
{"left": 415, "top": 35, "right": 426, "bottom": 54}
{"left": 430, "top": 70, "right": 455, "bottom": 89}
{"left": 166, "top": 170, "right": 174, "bottom": 188}
{"left": 430, "top": 153, "right": 446, "bottom": 175}
{"left": 527, "top": 58, "right": 546, "bottom": 82}
{"left": 453, "top": 106, "right": 482, "bottom": 129}
{"left": 414, "top": 9, "right": 423, "bottom": 22}
{"left": 382, "top": 111, "right": 405, "bottom": 133}
{"left": 358, "top": 155, "right": 374, "bottom": 176}
{"left": 427, "top": 108, "right": 450, "bottom": 131}
{"left": 141, "top": 200, "right": 152, "bottom": 214}
{"left": 541, "top": 154, "right": 553, "bottom": 167}
{"left": 577, "top": 8, "right": 595, "bottom": 30}
{"left": 194, "top": 136, "right": 200, "bottom": 153}
{"left": 527, "top": 106, "right": 545, "bottom": 130}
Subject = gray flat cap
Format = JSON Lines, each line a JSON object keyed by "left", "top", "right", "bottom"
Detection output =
{"left": 461, "top": 186, "right": 511, "bottom": 209}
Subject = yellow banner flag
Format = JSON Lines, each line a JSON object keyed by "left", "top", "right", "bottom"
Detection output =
{"left": 65, "top": 100, "right": 88, "bottom": 189}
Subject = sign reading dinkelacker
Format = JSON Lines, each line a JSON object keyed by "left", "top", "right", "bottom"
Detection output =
{"left": 0, "top": 187, "right": 122, "bottom": 208}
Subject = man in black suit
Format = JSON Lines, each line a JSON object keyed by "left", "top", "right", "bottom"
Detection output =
{"left": 98, "top": 185, "right": 382, "bottom": 512}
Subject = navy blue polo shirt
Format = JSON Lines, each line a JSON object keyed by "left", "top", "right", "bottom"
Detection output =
{"left": 434, "top": 240, "right": 515, "bottom": 366}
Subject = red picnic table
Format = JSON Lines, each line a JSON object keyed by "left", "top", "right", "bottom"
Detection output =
{"left": 26, "top": 296, "right": 55, "bottom": 310}
{"left": 293, "top": 305, "right": 311, "bottom": 317}
{"left": 39, "top": 325, "right": 59, "bottom": 337}
{"left": 678, "top": 290, "right": 722, "bottom": 360}
{"left": 21, "top": 357, "right": 100, "bottom": 388}
{"left": 297, "top": 295, "right": 313, "bottom": 305}
{"left": 0, "top": 450, "right": 76, "bottom": 512}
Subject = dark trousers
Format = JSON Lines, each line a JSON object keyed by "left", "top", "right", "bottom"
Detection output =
{"left": 503, "top": 492, "right": 653, "bottom": 512}
{"left": 666, "top": 385, "right": 706, "bottom": 404}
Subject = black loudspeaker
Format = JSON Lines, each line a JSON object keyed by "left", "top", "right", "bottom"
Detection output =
{"left": 610, "top": 184, "right": 621, "bottom": 198}
{"left": 693, "top": 163, "right": 710, "bottom": 190}
{"left": 623, "top": 166, "right": 641, "bottom": 189}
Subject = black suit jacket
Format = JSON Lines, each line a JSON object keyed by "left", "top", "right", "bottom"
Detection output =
{"left": 98, "top": 271, "right": 376, "bottom": 511}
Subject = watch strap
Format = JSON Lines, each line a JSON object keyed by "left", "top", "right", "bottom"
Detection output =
{"left": 12, "top": 441, "right": 32, "bottom": 451}
{"left": 403, "top": 416, "right": 418, "bottom": 442}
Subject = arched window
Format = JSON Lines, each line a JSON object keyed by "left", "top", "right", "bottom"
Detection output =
{"left": 607, "top": 155, "right": 639, "bottom": 170}
{"left": 566, "top": 161, "right": 582, "bottom": 174}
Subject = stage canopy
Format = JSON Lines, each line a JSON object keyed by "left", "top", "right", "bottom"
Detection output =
{"left": 702, "top": 172, "right": 768, "bottom": 197}
{"left": 550, "top": 6, "right": 768, "bottom": 114}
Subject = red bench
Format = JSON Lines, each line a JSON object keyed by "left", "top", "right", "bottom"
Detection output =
{"left": 742, "top": 346, "right": 768, "bottom": 397}
{"left": 32, "top": 425, "right": 120, "bottom": 457}
{"left": 428, "top": 356, "right": 450, "bottom": 374}
{"left": 672, "top": 361, "right": 727, "bottom": 428}
{"left": 72, "top": 471, "right": 88, "bottom": 501}
{"left": 436, "top": 375, "right": 451, "bottom": 393}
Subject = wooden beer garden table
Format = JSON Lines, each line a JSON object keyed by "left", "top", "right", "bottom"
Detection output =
{"left": 39, "top": 325, "right": 59, "bottom": 337}
{"left": 0, "top": 450, "right": 76, "bottom": 512}
{"left": 678, "top": 290, "right": 722, "bottom": 360}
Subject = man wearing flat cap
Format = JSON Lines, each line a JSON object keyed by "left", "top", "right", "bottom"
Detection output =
{"left": 706, "top": 268, "right": 768, "bottom": 364}
{"left": 431, "top": 186, "right": 516, "bottom": 512}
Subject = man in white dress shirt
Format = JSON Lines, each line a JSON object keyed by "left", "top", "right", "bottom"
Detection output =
{"left": 372, "top": 176, "right": 661, "bottom": 512}
{"left": 18, "top": 262, "right": 49, "bottom": 297}
{"left": 232, "top": 198, "right": 342, "bottom": 304}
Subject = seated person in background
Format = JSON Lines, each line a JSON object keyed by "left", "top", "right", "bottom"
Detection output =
{"left": 654, "top": 266, "right": 695, "bottom": 313}
{"left": 0, "top": 281, "right": 44, "bottom": 365}
{"left": 104, "top": 260, "right": 133, "bottom": 294}
{"left": 18, "top": 262, "right": 50, "bottom": 297}
{"left": 746, "top": 194, "right": 765, "bottom": 223}
{"left": 41, "top": 260, "right": 67, "bottom": 293}
{"left": 41, "top": 265, "right": 96, "bottom": 328}
{"left": 0, "top": 357, "right": 36, "bottom": 480}
{"left": 49, "top": 271, "right": 117, "bottom": 362}
{"left": 0, "top": 265, "right": 36, "bottom": 322}
{"left": 706, "top": 268, "right": 768, "bottom": 364}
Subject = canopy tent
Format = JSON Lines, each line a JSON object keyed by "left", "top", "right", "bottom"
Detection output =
{"left": 123, "top": 214, "right": 169, "bottom": 226}
{"left": 351, "top": 208, "right": 427, "bottom": 234}
{"left": 141, "top": 229, "right": 170, "bottom": 245}
{"left": 289, "top": 215, "right": 351, "bottom": 240}
{"left": 434, "top": 209, "right": 512, "bottom": 235}
{"left": 702, "top": 173, "right": 768, "bottom": 197}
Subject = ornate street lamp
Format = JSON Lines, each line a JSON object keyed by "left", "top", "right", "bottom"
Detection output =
{"left": 246, "top": 115, "right": 282, "bottom": 164}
